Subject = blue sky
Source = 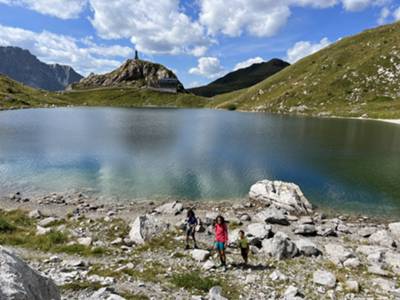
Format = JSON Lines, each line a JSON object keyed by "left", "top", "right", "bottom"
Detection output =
{"left": 0, "top": 0, "right": 399, "bottom": 88}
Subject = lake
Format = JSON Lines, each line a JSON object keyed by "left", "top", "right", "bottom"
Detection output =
{"left": 0, "top": 107, "right": 400, "bottom": 216}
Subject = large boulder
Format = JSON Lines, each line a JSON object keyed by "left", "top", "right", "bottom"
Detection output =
{"left": 255, "top": 207, "right": 289, "bottom": 225}
{"left": 313, "top": 270, "right": 336, "bottom": 288}
{"left": 0, "top": 247, "right": 60, "bottom": 300}
{"left": 191, "top": 249, "right": 210, "bottom": 262}
{"left": 388, "top": 222, "right": 400, "bottom": 241}
{"left": 262, "top": 232, "right": 298, "bottom": 259}
{"left": 128, "top": 215, "right": 169, "bottom": 244}
{"left": 295, "top": 239, "right": 321, "bottom": 256}
{"left": 324, "top": 244, "right": 354, "bottom": 266}
{"left": 369, "top": 230, "right": 396, "bottom": 248}
{"left": 154, "top": 201, "right": 183, "bottom": 215}
{"left": 247, "top": 223, "right": 272, "bottom": 240}
{"left": 249, "top": 180, "right": 313, "bottom": 214}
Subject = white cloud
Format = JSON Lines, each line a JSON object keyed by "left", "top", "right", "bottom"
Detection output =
{"left": 286, "top": 37, "right": 331, "bottom": 63}
{"left": 341, "top": 0, "right": 390, "bottom": 11}
{"left": 198, "top": 0, "right": 341, "bottom": 38}
{"left": 234, "top": 57, "right": 264, "bottom": 71}
{"left": 0, "top": 24, "right": 132, "bottom": 75}
{"left": 0, "top": 0, "right": 87, "bottom": 19}
{"left": 89, "top": 0, "right": 210, "bottom": 56}
{"left": 378, "top": 6, "right": 390, "bottom": 24}
{"left": 394, "top": 6, "right": 400, "bottom": 20}
{"left": 189, "top": 57, "right": 225, "bottom": 79}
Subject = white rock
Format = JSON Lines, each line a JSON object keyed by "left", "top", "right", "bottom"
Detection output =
{"left": 284, "top": 285, "right": 302, "bottom": 299}
{"left": 385, "top": 251, "right": 400, "bottom": 271}
{"left": 358, "top": 226, "right": 376, "bottom": 238}
{"left": 0, "top": 247, "right": 60, "bottom": 300}
{"left": 247, "top": 223, "right": 272, "bottom": 240}
{"left": 208, "top": 286, "right": 228, "bottom": 300}
{"left": 372, "top": 278, "right": 396, "bottom": 292}
{"left": 324, "top": 244, "right": 354, "bottom": 265}
{"left": 269, "top": 270, "right": 287, "bottom": 281}
{"left": 28, "top": 209, "right": 43, "bottom": 219}
{"left": 249, "top": 180, "right": 313, "bottom": 214}
{"left": 298, "top": 216, "right": 314, "bottom": 224}
{"left": 38, "top": 217, "right": 58, "bottom": 227}
{"left": 356, "top": 245, "right": 386, "bottom": 257}
{"left": 262, "top": 232, "right": 298, "bottom": 260}
{"left": 111, "top": 238, "right": 123, "bottom": 245}
{"left": 255, "top": 207, "right": 289, "bottom": 225}
{"left": 295, "top": 239, "right": 320, "bottom": 256}
{"left": 388, "top": 222, "right": 400, "bottom": 241}
{"left": 369, "top": 230, "right": 396, "bottom": 248}
{"left": 293, "top": 224, "right": 317, "bottom": 236}
{"left": 77, "top": 237, "right": 92, "bottom": 246}
{"left": 345, "top": 280, "right": 359, "bottom": 293}
{"left": 313, "top": 270, "right": 336, "bottom": 288}
{"left": 36, "top": 225, "right": 52, "bottom": 235}
{"left": 154, "top": 201, "right": 183, "bottom": 215}
{"left": 128, "top": 215, "right": 168, "bottom": 244}
{"left": 203, "top": 260, "right": 216, "bottom": 270}
{"left": 343, "top": 257, "right": 360, "bottom": 268}
{"left": 239, "top": 214, "right": 251, "bottom": 222}
{"left": 191, "top": 249, "right": 210, "bottom": 262}
{"left": 245, "top": 274, "right": 258, "bottom": 283}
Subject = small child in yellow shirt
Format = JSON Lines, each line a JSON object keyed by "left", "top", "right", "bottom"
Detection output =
{"left": 238, "top": 230, "right": 249, "bottom": 265}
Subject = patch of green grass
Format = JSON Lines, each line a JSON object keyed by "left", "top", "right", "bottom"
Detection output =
{"left": 123, "top": 262, "right": 165, "bottom": 283}
{"left": 119, "top": 293, "right": 149, "bottom": 300}
{"left": 134, "top": 231, "right": 183, "bottom": 253}
{"left": 171, "top": 272, "right": 221, "bottom": 292}
{"left": 0, "top": 217, "right": 16, "bottom": 232}
{"left": 60, "top": 281, "right": 103, "bottom": 291}
{"left": 0, "top": 209, "right": 107, "bottom": 256}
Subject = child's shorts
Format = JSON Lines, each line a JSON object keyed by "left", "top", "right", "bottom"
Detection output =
{"left": 215, "top": 241, "right": 225, "bottom": 251}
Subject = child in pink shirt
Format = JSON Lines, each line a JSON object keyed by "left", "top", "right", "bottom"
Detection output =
{"left": 214, "top": 215, "right": 228, "bottom": 269}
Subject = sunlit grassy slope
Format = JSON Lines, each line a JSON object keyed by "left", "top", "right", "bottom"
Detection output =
{"left": 209, "top": 22, "right": 400, "bottom": 119}
{"left": 0, "top": 75, "right": 208, "bottom": 110}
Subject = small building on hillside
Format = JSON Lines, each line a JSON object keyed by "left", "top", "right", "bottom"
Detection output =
{"left": 149, "top": 78, "right": 180, "bottom": 93}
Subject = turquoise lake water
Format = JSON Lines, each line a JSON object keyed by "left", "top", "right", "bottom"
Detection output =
{"left": 0, "top": 107, "right": 399, "bottom": 216}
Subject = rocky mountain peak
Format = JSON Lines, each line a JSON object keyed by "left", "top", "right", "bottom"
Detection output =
{"left": 72, "top": 59, "right": 185, "bottom": 91}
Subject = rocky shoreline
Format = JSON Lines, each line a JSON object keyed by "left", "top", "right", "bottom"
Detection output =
{"left": 0, "top": 180, "right": 399, "bottom": 299}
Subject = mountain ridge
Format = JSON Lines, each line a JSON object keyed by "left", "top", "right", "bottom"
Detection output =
{"left": 0, "top": 46, "right": 83, "bottom": 91}
{"left": 209, "top": 21, "right": 400, "bottom": 119}
{"left": 189, "top": 58, "right": 290, "bottom": 97}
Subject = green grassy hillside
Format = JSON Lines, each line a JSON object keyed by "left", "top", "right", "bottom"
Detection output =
{"left": 189, "top": 59, "right": 289, "bottom": 97}
{"left": 59, "top": 87, "right": 209, "bottom": 108}
{"left": 210, "top": 22, "right": 400, "bottom": 119}
{"left": 0, "top": 75, "right": 208, "bottom": 110}
{"left": 0, "top": 75, "right": 67, "bottom": 109}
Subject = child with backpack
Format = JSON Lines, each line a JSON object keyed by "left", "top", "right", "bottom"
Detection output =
{"left": 185, "top": 209, "right": 198, "bottom": 250}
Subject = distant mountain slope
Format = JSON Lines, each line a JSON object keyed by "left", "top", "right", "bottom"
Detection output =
{"left": 0, "top": 75, "right": 66, "bottom": 109}
{"left": 0, "top": 46, "right": 83, "bottom": 91}
{"left": 188, "top": 59, "right": 290, "bottom": 97}
{"left": 72, "top": 59, "right": 185, "bottom": 92}
{"left": 210, "top": 22, "right": 400, "bottom": 119}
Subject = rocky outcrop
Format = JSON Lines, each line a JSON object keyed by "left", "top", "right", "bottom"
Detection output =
{"left": 128, "top": 215, "right": 169, "bottom": 244}
{"left": 72, "top": 59, "right": 184, "bottom": 91}
{"left": 0, "top": 247, "right": 60, "bottom": 300}
{"left": 249, "top": 180, "right": 313, "bottom": 214}
{"left": 262, "top": 232, "right": 298, "bottom": 259}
